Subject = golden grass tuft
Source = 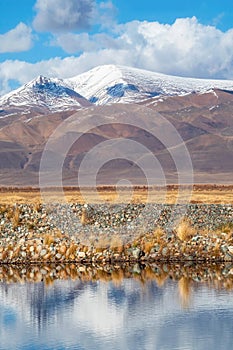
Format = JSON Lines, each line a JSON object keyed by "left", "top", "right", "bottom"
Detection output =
{"left": 110, "top": 236, "right": 124, "bottom": 252}
{"left": 143, "top": 241, "right": 154, "bottom": 254}
{"left": 0, "top": 205, "right": 8, "bottom": 215}
{"left": 81, "top": 208, "right": 88, "bottom": 225}
{"left": 95, "top": 235, "right": 110, "bottom": 251}
{"left": 11, "top": 207, "right": 21, "bottom": 229}
{"left": 43, "top": 233, "right": 54, "bottom": 246}
{"left": 217, "top": 222, "right": 233, "bottom": 235}
{"left": 176, "top": 218, "right": 196, "bottom": 241}
{"left": 33, "top": 201, "right": 42, "bottom": 212}
{"left": 153, "top": 227, "right": 165, "bottom": 241}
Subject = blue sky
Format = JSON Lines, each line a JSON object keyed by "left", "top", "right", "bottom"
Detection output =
{"left": 1, "top": 0, "right": 233, "bottom": 95}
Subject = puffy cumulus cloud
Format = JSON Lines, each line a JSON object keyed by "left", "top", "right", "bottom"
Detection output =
{"left": 98, "top": 1, "right": 118, "bottom": 28}
{"left": 2, "top": 17, "right": 233, "bottom": 96}
{"left": 0, "top": 23, "right": 33, "bottom": 53}
{"left": 54, "top": 17, "right": 233, "bottom": 79}
{"left": 53, "top": 32, "right": 120, "bottom": 53}
{"left": 0, "top": 49, "right": 133, "bottom": 96}
{"left": 33, "top": 0, "right": 95, "bottom": 32}
{"left": 0, "top": 51, "right": 129, "bottom": 95}
{"left": 115, "top": 17, "right": 233, "bottom": 79}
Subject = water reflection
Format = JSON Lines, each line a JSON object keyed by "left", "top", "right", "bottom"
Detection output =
{"left": 0, "top": 263, "right": 233, "bottom": 349}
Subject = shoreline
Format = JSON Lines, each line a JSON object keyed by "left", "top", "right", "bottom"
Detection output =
{"left": 0, "top": 202, "right": 232, "bottom": 264}
{"left": 0, "top": 262, "right": 233, "bottom": 290}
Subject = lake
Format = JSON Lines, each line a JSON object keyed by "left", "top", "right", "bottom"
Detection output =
{"left": 0, "top": 263, "right": 233, "bottom": 350}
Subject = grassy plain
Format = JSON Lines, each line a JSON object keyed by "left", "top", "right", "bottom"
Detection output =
{"left": 0, "top": 185, "right": 232, "bottom": 205}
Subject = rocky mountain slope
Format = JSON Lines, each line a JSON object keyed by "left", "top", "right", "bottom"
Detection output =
{"left": 0, "top": 65, "right": 232, "bottom": 186}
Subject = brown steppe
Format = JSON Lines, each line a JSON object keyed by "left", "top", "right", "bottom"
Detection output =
{"left": 0, "top": 184, "right": 232, "bottom": 205}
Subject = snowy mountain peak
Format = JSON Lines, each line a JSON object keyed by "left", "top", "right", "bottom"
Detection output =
{"left": 66, "top": 64, "right": 233, "bottom": 105}
{"left": 0, "top": 75, "right": 91, "bottom": 114}
{"left": 2, "top": 64, "right": 233, "bottom": 115}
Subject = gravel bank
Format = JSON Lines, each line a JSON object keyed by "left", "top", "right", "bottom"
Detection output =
{"left": 0, "top": 203, "right": 232, "bottom": 263}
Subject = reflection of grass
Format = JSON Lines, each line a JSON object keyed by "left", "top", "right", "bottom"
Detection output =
{"left": 178, "top": 277, "right": 191, "bottom": 308}
{"left": 1, "top": 263, "right": 233, "bottom": 309}
{"left": 154, "top": 272, "right": 168, "bottom": 287}
{"left": 111, "top": 269, "right": 124, "bottom": 286}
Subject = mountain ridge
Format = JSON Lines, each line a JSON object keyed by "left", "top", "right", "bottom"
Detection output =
{"left": 0, "top": 65, "right": 233, "bottom": 185}
{"left": 1, "top": 64, "right": 233, "bottom": 115}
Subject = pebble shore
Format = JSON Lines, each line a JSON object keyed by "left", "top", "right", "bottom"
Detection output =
{"left": 0, "top": 203, "right": 232, "bottom": 264}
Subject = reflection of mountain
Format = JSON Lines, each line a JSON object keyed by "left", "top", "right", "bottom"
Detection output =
{"left": 0, "top": 279, "right": 233, "bottom": 349}
{"left": 0, "top": 280, "right": 88, "bottom": 332}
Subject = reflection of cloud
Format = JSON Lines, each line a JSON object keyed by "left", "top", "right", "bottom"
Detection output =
{"left": 0, "top": 23, "right": 33, "bottom": 53}
{"left": 0, "top": 279, "right": 233, "bottom": 349}
{"left": 72, "top": 282, "right": 124, "bottom": 335}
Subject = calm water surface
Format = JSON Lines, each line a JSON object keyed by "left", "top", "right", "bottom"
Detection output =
{"left": 0, "top": 266, "right": 233, "bottom": 350}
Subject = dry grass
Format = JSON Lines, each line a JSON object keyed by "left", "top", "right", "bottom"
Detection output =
{"left": 110, "top": 236, "right": 124, "bottom": 252}
{"left": 175, "top": 218, "right": 197, "bottom": 241}
{"left": 143, "top": 241, "right": 154, "bottom": 254}
{"left": 11, "top": 207, "right": 21, "bottom": 229}
{"left": 95, "top": 235, "right": 111, "bottom": 251}
{"left": 33, "top": 201, "right": 41, "bottom": 212}
{"left": 0, "top": 185, "right": 232, "bottom": 205}
{"left": 43, "top": 234, "right": 55, "bottom": 246}
{"left": 153, "top": 227, "right": 165, "bottom": 241}
{"left": 217, "top": 222, "right": 233, "bottom": 234}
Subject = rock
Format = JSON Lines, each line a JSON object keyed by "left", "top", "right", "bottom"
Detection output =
{"left": 162, "top": 247, "right": 168, "bottom": 256}
{"left": 21, "top": 251, "right": 27, "bottom": 258}
{"left": 59, "top": 245, "right": 67, "bottom": 254}
{"left": 221, "top": 245, "right": 228, "bottom": 253}
{"left": 132, "top": 248, "right": 141, "bottom": 259}
{"left": 77, "top": 251, "right": 86, "bottom": 259}
{"left": 225, "top": 253, "right": 233, "bottom": 261}
{"left": 40, "top": 249, "right": 47, "bottom": 257}
{"left": 132, "top": 264, "right": 141, "bottom": 274}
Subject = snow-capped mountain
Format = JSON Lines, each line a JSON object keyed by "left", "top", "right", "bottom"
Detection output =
{"left": 66, "top": 64, "right": 233, "bottom": 105}
{"left": 0, "top": 75, "right": 91, "bottom": 114}
{"left": 1, "top": 64, "right": 233, "bottom": 114}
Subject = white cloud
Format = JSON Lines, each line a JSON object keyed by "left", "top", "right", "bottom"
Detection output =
{"left": 0, "top": 52, "right": 130, "bottom": 95}
{"left": 2, "top": 17, "right": 233, "bottom": 96}
{"left": 50, "top": 17, "right": 233, "bottom": 80}
{"left": 53, "top": 32, "right": 120, "bottom": 53}
{"left": 98, "top": 1, "right": 118, "bottom": 29}
{"left": 0, "top": 23, "right": 33, "bottom": 53}
{"left": 33, "top": 0, "right": 95, "bottom": 32}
